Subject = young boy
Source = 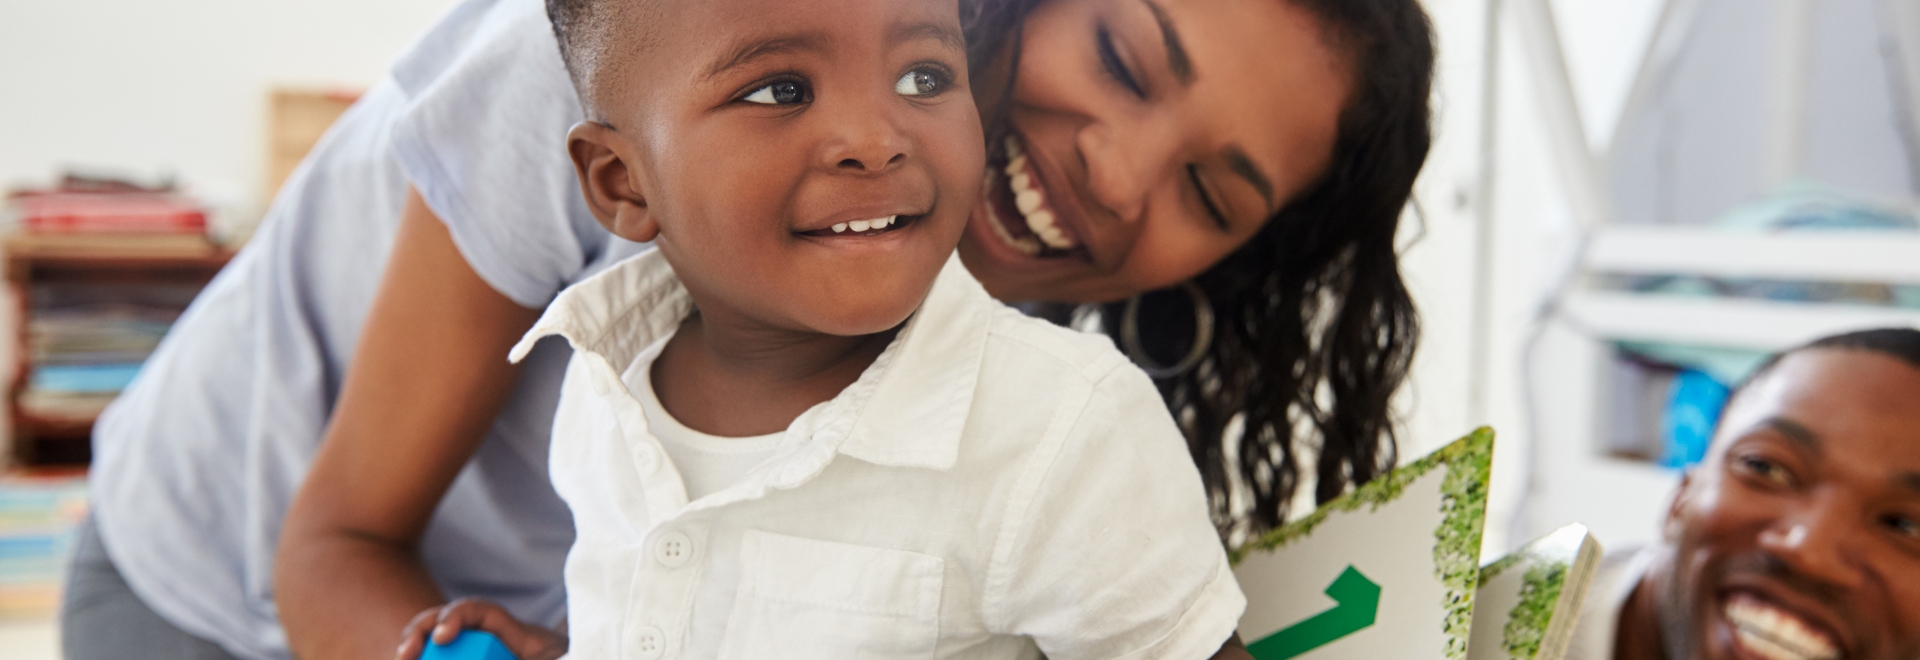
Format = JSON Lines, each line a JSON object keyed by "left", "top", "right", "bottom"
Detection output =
{"left": 397, "top": 0, "right": 1247, "bottom": 658}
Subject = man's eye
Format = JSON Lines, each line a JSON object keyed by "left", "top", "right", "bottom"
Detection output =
{"left": 1738, "top": 455, "right": 1792, "bottom": 486}
{"left": 1889, "top": 514, "right": 1920, "bottom": 539}
{"left": 895, "top": 67, "right": 948, "bottom": 97}
{"left": 743, "top": 80, "right": 810, "bottom": 105}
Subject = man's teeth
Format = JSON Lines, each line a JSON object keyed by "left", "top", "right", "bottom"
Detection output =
{"left": 1726, "top": 596, "right": 1841, "bottom": 660}
{"left": 1001, "top": 137, "right": 1075, "bottom": 250}
{"left": 829, "top": 216, "right": 896, "bottom": 234}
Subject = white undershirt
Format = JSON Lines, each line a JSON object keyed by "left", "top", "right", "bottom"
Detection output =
{"left": 631, "top": 350, "right": 781, "bottom": 502}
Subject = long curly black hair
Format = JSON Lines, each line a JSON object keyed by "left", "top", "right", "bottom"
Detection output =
{"left": 963, "top": 0, "right": 1435, "bottom": 541}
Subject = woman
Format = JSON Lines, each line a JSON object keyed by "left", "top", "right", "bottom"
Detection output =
{"left": 65, "top": 0, "right": 1432, "bottom": 658}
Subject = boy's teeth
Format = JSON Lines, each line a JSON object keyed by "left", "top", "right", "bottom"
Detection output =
{"left": 1726, "top": 596, "right": 1841, "bottom": 660}
{"left": 998, "top": 142, "right": 1077, "bottom": 251}
{"left": 1005, "top": 136, "right": 1023, "bottom": 158}
{"left": 850, "top": 219, "right": 871, "bottom": 232}
{"left": 832, "top": 223, "right": 848, "bottom": 233}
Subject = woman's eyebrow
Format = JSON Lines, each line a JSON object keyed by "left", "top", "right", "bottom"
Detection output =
{"left": 1140, "top": 0, "right": 1194, "bottom": 85}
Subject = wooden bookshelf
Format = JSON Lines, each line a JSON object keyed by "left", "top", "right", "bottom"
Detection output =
{"left": 5, "top": 234, "right": 234, "bottom": 466}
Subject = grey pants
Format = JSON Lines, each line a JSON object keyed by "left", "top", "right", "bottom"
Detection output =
{"left": 60, "top": 515, "right": 241, "bottom": 660}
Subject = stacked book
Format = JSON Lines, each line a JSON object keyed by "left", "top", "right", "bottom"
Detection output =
{"left": 0, "top": 472, "right": 87, "bottom": 618}
{"left": 6, "top": 178, "right": 213, "bottom": 426}
{"left": 22, "top": 288, "right": 193, "bottom": 423}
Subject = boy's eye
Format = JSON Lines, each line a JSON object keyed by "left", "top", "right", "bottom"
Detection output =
{"left": 894, "top": 67, "right": 946, "bottom": 97}
{"left": 743, "top": 80, "right": 810, "bottom": 105}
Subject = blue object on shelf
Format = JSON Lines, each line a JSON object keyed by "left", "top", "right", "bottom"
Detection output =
{"left": 1662, "top": 369, "right": 1730, "bottom": 469}
{"left": 28, "top": 363, "right": 143, "bottom": 393}
{"left": 421, "top": 631, "right": 518, "bottom": 660}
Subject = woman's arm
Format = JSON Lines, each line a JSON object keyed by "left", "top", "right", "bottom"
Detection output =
{"left": 276, "top": 187, "right": 547, "bottom": 660}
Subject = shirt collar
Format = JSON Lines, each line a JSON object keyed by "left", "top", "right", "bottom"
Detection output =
{"left": 510, "top": 249, "right": 993, "bottom": 472}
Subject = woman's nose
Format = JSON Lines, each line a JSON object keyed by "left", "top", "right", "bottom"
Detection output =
{"left": 819, "top": 96, "right": 910, "bottom": 174}
{"left": 1075, "top": 116, "right": 1176, "bottom": 224}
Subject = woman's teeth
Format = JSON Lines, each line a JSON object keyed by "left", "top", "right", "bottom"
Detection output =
{"left": 1002, "top": 137, "right": 1076, "bottom": 250}
{"left": 831, "top": 215, "right": 898, "bottom": 234}
{"left": 1726, "top": 595, "right": 1842, "bottom": 660}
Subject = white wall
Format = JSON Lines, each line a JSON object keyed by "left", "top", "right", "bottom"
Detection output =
{"left": 1397, "top": 0, "right": 1689, "bottom": 557}
{"left": 0, "top": 0, "right": 458, "bottom": 209}
{"left": 0, "top": 0, "right": 1686, "bottom": 556}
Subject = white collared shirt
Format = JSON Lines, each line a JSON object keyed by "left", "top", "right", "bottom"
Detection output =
{"left": 513, "top": 251, "right": 1245, "bottom": 660}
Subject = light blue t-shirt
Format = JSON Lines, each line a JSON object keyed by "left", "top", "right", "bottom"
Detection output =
{"left": 88, "top": 1, "right": 642, "bottom": 658}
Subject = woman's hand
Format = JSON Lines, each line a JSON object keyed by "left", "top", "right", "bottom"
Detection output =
{"left": 276, "top": 187, "right": 546, "bottom": 660}
{"left": 396, "top": 598, "right": 568, "bottom": 660}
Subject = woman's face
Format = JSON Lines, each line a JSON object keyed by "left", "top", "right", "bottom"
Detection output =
{"left": 959, "top": 0, "right": 1352, "bottom": 303}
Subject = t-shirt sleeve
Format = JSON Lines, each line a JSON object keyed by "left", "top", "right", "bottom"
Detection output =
{"left": 387, "top": 0, "right": 609, "bottom": 308}
{"left": 985, "top": 363, "right": 1247, "bottom": 660}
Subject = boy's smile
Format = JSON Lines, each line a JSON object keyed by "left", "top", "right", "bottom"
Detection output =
{"left": 563, "top": 0, "right": 981, "bottom": 435}
{"left": 568, "top": 0, "right": 981, "bottom": 339}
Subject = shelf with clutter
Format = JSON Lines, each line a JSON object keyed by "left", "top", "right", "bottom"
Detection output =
{"left": 2, "top": 177, "right": 236, "bottom": 467}
{"left": 1563, "top": 189, "right": 1920, "bottom": 467}
{"left": 0, "top": 87, "right": 357, "bottom": 469}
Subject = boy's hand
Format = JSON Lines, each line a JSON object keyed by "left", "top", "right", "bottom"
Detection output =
{"left": 395, "top": 598, "right": 567, "bottom": 660}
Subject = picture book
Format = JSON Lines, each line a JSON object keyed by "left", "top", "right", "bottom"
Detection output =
{"left": 1466, "top": 524, "right": 1604, "bottom": 660}
{"left": 1232, "top": 428, "right": 1493, "bottom": 660}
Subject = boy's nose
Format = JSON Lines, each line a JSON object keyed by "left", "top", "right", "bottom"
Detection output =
{"left": 819, "top": 103, "right": 910, "bottom": 174}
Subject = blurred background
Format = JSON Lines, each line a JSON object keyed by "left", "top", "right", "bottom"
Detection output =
{"left": 4, "top": 0, "right": 1919, "bottom": 656}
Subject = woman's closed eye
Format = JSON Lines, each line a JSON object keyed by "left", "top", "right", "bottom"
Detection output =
{"left": 1096, "top": 24, "right": 1146, "bottom": 98}
{"left": 742, "top": 78, "right": 811, "bottom": 105}
{"left": 1186, "top": 165, "right": 1232, "bottom": 232}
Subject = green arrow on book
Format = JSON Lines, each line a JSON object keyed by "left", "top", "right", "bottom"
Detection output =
{"left": 1247, "top": 566, "right": 1381, "bottom": 660}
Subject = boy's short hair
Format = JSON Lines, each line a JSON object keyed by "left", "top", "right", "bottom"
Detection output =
{"left": 546, "top": 0, "right": 665, "bottom": 116}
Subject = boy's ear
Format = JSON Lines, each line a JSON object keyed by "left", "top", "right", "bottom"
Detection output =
{"left": 567, "top": 121, "right": 660, "bottom": 243}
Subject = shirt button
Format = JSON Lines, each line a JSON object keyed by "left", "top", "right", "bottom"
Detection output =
{"left": 633, "top": 444, "right": 658, "bottom": 472}
{"left": 632, "top": 625, "right": 666, "bottom": 660}
{"left": 654, "top": 531, "right": 693, "bottom": 568}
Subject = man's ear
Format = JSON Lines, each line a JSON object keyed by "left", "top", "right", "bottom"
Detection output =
{"left": 1661, "top": 470, "right": 1695, "bottom": 542}
{"left": 568, "top": 121, "right": 660, "bottom": 243}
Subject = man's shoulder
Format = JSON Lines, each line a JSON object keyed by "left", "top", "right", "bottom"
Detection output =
{"left": 1567, "top": 544, "right": 1662, "bottom": 660}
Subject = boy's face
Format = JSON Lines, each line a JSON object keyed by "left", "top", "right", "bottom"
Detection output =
{"left": 570, "top": 0, "right": 982, "bottom": 337}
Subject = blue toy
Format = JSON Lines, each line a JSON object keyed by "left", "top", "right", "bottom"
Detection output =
{"left": 421, "top": 631, "right": 518, "bottom": 660}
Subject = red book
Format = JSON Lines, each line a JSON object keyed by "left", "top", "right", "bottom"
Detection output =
{"left": 15, "top": 193, "right": 206, "bottom": 234}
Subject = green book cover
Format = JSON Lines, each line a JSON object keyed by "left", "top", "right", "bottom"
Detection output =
{"left": 1466, "top": 524, "right": 1604, "bottom": 660}
{"left": 1232, "top": 428, "right": 1494, "bottom": 660}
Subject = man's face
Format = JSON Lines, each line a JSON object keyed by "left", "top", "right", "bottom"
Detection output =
{"left": 1659, "top": 349, "right": 1920, "bottom": 660}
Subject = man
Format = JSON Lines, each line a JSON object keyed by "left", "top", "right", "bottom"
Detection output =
{"left": 1568, "top": 328, "right": 1920, "bottom": 660}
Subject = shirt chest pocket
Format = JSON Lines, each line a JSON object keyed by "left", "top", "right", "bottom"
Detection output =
{"left": 719, "top": 530, "right": 944, "bottom": 660}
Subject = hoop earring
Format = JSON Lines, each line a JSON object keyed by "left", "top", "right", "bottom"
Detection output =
{"left": 1121, "top": 281, "right": 1214, "bottom": 379}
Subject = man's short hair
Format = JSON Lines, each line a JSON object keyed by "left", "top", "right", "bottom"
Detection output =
{"left": 1728, "top": 327, "right": 1920, "bottom": 401}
